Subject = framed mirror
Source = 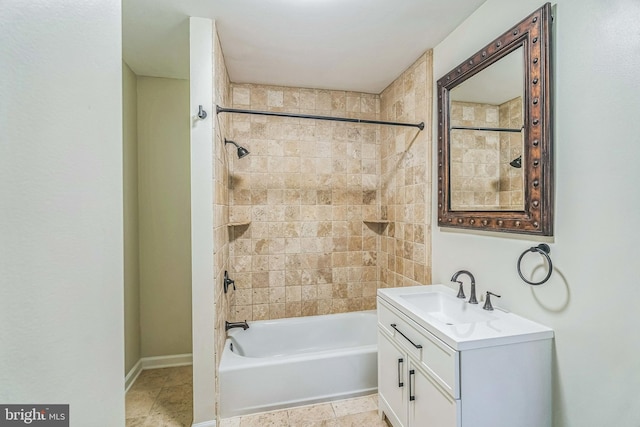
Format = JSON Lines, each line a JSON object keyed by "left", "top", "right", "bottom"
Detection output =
{"left": 437, "top": 3, "right": 553, "bottom": 236}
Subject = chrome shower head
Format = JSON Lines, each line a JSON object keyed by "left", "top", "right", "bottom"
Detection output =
{"left": 509, "top": 155, "right": 522, "bottom": 168}
{"left": 225, "top": 139, "right": 250, "bottom": 159}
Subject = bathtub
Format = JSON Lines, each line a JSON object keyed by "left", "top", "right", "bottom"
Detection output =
{"left": 219, "top": 310, "right": 378, "bottom": 418}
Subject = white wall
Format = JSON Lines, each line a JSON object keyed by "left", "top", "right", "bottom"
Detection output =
{"left": 137, "top": 76, "right": 193, "bottom": 358}
{"left": 189, "top": 17, "right": 217, "bottom": 425}
{"left": 0, "top": 1, "right": 125, "bottom": 425}
{"left": 432, "top": 0, "right": 640, "bottom": 425}
{"left": 123, "top": 61, "right": 141, "bottom": 375}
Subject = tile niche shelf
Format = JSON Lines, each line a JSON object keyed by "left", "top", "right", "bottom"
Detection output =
{"left": 363, "top": 220, "right": 390, "bottom": 234}
{"left": 227, "top": 221, "right": 251, "bottom": 227}
{"left": 363, "top": 219, "right": 390, "bottom": 224}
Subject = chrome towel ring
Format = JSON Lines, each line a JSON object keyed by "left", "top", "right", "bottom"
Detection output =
{"left": 517, "top": 244, "right": 553, "bottom": 285}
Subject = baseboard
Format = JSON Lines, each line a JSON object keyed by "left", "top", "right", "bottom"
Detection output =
{"left": 141, "top": 353, "right": 193, "bottom": 370}
{"left": 125, "top": 353, "right": 193, "bottom": 391}
{"left": 125, "top": 359, "right": 143, "bottom": 392}
{"left": 191, "top": 421, "right": 216, "bottom": 427}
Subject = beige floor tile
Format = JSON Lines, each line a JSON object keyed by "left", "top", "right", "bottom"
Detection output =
{"left": 331, "top": 395, "right": 377, "bottom": 417}
{"left": 164, "top": 366, "right": 193, "bottom": 387}
{"left": 127, "top": 368, "right": 386, "bottom": 427}
{"left": 125, "top": 390, "right": 158, "bottom": 419}
{"left": 293, "top": 420, "right": 339, "bottom": 427}
{"left": 142, "top": 410, "right": 192, "bottom": 427}
{"left": 125, "top": 416, "right": 148, "bottom": 427}
{"left": 218, "top": 417, "right": 241, "bottom": 427}
{"left": 126, "top": 367, "right": 196, "bottom": 427}
{"left": 160, "top": 383, "right": 193, "bottom": 402}
{"left": 288, "top": 403, "right": 335, "bottom": 424}
{"left": 239, "top": 409, "right": 289, "bottom": 427}
{"left": 335, "top": 410, "right": 388, "bottom": 427}
{"left": 130, "top": 369, "right": 170, "bottom": 392}
{"left": 149, "top": 384, "right": 193, "bottom": 417}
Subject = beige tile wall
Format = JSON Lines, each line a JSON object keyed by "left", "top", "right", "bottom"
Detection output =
{"left": 218, "top": 51, "right": 434, "bottom": 321}
{"left": 227, "top": 84, "right": 382, "bottom": 321}
{"left": 379, "top": 52, "right": 433, "bottom": 288}
{"left": 449, "top": 96, "right": 523, "bottom": 210}
{"left": 498, "top": 97, "right": 524, "bottom": 209}
{"left": 213, "top": 30, "right": 232, "bottom": 372}
{"left": 449, "top": 101, "right": 501, "bottom": 209}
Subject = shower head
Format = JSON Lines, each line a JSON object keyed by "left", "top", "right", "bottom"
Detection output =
{"left": 224, "top": 139, "right": 250, "bottom": 159}
{"left": 236, "top": 146, "right": 250, "bottom": 159}
{"left": 509, "top": 155, "right": 522, "bottom": 168}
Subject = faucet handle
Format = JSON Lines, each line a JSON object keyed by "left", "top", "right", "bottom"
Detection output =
{"left": 454, "top": 280, "right": 465, "bottom": 299}
{"left": 483, "top": 291, "right": 501, "bottom": 311}
{"left": 223, "top": 270, "right": 236, "bottom": 293}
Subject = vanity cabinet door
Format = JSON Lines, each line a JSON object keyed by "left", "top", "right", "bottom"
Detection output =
{"left": 378, "top": 331, "right": 408, "bottom": 427}
{"left": 408, "top": 363, "right": 459, "bottom": 427}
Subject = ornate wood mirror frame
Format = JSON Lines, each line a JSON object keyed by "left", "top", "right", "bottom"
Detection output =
{"left": 437, "top": 3, "right": 553, "bottom": 236}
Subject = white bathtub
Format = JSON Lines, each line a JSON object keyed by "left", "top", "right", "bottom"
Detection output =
{"left": 219, "top": 310, "right": 378, "bottom": 418}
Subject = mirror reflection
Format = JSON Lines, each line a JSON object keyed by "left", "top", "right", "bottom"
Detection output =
{"left": 448, "top": 47, "right": 524, "bottom": 211}
{"left": 436, "top": 3, "right": 553, "bottom": 235}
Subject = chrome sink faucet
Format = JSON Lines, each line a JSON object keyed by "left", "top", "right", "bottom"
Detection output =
{"left": 451, "top": 270, "right": 478, "bottom": 304}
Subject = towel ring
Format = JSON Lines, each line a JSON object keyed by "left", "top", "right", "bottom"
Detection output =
{"left": 517, "top": 244, "right": 553, "bottom": 286}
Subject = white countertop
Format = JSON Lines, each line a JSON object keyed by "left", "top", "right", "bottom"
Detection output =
{"left": 378, "top": 285, "right": 554, "bottom": 351}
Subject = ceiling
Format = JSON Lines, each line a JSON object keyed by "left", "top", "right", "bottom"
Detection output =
{"left": 123, "top": 0, "right": 487, "bottom": 94}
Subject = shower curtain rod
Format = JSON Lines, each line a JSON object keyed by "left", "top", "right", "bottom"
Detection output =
{"left": 450, "top": 125, "right": 523, "bottom": 133}
{"left": 216, "top": 106, "right": 424, "bottom": 130}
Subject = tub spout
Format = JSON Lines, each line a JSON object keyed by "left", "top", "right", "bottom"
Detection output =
{"left": 225, "top": 320, "right": 249, "bottom": 331}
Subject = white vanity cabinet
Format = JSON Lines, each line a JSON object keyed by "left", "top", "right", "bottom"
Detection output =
{"left": 378, "top": 299, "right": 459, "bottom": 427}
{"left": 377, "top": 291, "right": 553, "bottom": 427}
{"left": 378, "top": 331, "right": 409, "bottom": 426}
{"left": 380, "top": 329, "right": 458, "bottom": 427}
{"left": 408, "top": 363, "right": 457, "bottom": 427}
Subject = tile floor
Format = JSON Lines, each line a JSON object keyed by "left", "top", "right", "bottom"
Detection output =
{"left": 126, "top": 366, "right": 390, "bottom": 427}
{"left": 125, "top": 366, "right": 193, "bottom": 427}
{"left": 219, "top": 394, "right": 391, "bottom": 427}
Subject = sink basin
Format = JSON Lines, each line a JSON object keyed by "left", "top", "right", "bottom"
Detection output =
{"left": 400, "top": 292, "right": 497, "bottom": 325}
{"left": 378, "top": 284, "right": 554, "bottom": 350}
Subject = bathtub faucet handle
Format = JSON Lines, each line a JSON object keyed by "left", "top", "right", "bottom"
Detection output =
{"left": 223, "top": 270, "right": 236, "bottom": 294}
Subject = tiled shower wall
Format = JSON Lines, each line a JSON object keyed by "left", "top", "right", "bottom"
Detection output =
{"left": 379, "top": 52, "right": 433, "bottom": 288}
{"left": 449, "top": 101, "right": 501, "bottom": 209}
{"left": 449, "top": 96, "right": 523, "bottom": 209}
{"left": 227, "top": 85, "right": 382, "bottom": 321}
{"left": 498, "top": 97, "right": 524, "bottom": 209}
{"left": 212, "top": 30, "right": 232, "bottom": 369}
{"left": 219, "top": 51, "right": 434, "bottom": 321}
